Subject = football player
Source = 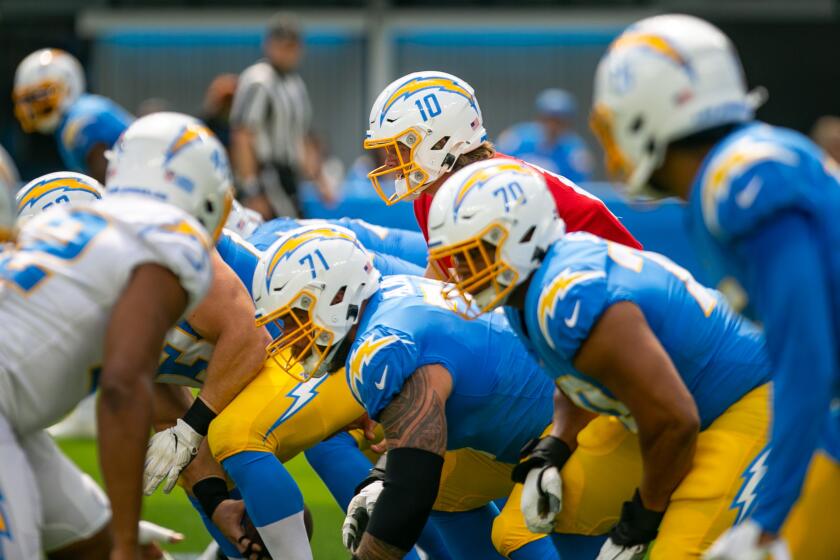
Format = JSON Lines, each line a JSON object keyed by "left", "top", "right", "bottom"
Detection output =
{"left": 589, "top": 14, "right": 840, "bottom": 559}
{"left": 362, "top": 71, "right": 640, "bottom": 260}
{"left": 0, "top": 112, "right": 231, "bottom": 560}
{"left": 426, "top": 159, "right": 774, "bottom": 559}
{"left": 13, "top": 48, "right": 133, "bottom": 181}
{"left": 250, "top": 228, "right": 644, "bottom": 560}
{"left": 145, "top": 220, "right": 433, "bottom": 560}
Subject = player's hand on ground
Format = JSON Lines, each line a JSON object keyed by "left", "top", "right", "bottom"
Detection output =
{"left": 211, "top": 499, "right": 248, "bottom": 551}
{"left": 520, "top": 466, "right": 563, "bottom": 533}
{"left": 703, "top": 519, "right": 790, "bottom": 560}
{"left": 342, "top": 480, "right": 384, "bottom": 553}
{"left": 596, "top": 490, "right": 664, "bottom": 560}
{"left": 143, "top": 418, "right": 203, "bottom": 495}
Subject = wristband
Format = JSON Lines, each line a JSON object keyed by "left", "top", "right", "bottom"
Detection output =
{"left": 608, "top": 489, "right": 665, "bottom": 546}
{"left": 193, "top": 476, "right": 230, "bottom": 519}
{"left": 511, "top": 436, "right": 572, "bottom": 483}
{"left": 354, "top": 453, "right": 387, "bottom": 495}
{"left": 183, "top": 397, "right": 217, "bottom": 437}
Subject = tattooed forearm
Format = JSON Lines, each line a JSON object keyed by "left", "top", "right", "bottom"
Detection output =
{"left": 379, "top": 364, "right": 450, "bottom": 455}
{"left": 354, "top": 533, "right": 408, "bottom": 560}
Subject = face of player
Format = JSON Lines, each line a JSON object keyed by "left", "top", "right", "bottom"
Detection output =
{"left": 265, "top": 37, "right": 302, "bottom": 72}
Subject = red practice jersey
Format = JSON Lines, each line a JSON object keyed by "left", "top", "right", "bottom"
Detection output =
{"left": 414, "top": 153, "right": 642, "bottom": 249}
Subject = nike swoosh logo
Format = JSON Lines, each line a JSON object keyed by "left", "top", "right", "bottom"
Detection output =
{"left": 564, "top": 300, "right": 581, "bottom": 328}
{"left": 736, "top": 176, "right": 763, "bottom": 209}
{"left": 374, "top": 365, "right": 389, "bottom": 390}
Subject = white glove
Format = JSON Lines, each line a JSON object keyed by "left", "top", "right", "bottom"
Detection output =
{"left": 596, "top": 538, "right": 648, "bottom": 560}
{"left": 521, "top": 466, "right": 563, "bottom": 533}
{"left": 703, "top": 520, "right": 791, "bottom": 560}
{"left": 342, "top": 480, "right": 384, "bottom": 553}
{"left": 143, "top": 418, "right": 203, "bottom": 495}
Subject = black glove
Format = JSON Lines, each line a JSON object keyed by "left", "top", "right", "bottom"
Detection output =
{"left": 511, "top": 436, "right": 572, "bottom": 484}
{"left": 608, "top": 489, "right": 665, "bottom": 547}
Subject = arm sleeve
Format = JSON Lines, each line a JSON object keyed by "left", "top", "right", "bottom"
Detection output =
{"left": 735, "top": 211, "right": 837, "bottom": 533}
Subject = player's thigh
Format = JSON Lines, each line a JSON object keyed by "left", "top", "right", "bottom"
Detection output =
{"left": 434, "top": 449, "right": 514, "bottom": 512}
{"left": 652, "top": 384, "right": 771, "bottom": 560}
{"left": 781, "top": 450, "right": 840, "bottom": 560}
{"left": 208, "top": 362, "right": 365, "bottom": 462}
{"left": 21, "top": 429, "right": 111, "bottom": 552}
{"left": 0, "top": 415, "right": 43, "bottom": 559}
{"left": 552, "top": 415, "right": 641, "bottom": 535}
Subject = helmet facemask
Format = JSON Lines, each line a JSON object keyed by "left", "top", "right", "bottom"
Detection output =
{"left": 364, "top": 127, "right": 433, "bottom": 205}
{"left": 257, "top": 288, "right": 337, "bottom": 382}
{"left": 13, "top": 80, "right": 65, "bottom": 134}
{"left": 430, "top": 223, "right": 519, "bottom": 319}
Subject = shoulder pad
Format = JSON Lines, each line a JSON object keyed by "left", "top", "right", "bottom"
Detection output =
{"left": 347, "top": 327, "right": 418, "bottom": 419}
{"left": 535, "top": 266, "right": 608, "bottom": 361}
{"left": 700, "top": 135, "right": 804, "bottom": 240}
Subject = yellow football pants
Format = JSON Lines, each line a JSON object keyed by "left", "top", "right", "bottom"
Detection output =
{"left": 497, "top": 384, "right": 772, "bottom": 559}
{"left": 208, "top": 358, "right": 548, "bottom": 554}
{"left": 781, "top": 450, "right": 840, "bottom": 559}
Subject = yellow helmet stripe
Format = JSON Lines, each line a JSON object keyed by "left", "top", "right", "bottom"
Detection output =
{"left": 17, "top": 178, "right": 101, "bottom": 211}
{"left": 381, "top": 77, "right": 475, "bottom": 124}
{"left": 267, "top": 228, "right": 358, "bottom": 278}
{"left": 610, "top": 32, "right": 687, "bottom": 69}
{"left": 165, "top": 123, "right": 212, "bottom": 163}
{"left": 453, "top": 162, "right": 530, "bottom": 211}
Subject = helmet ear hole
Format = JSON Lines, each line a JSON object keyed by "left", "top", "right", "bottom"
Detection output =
{"left": 205, "top": 200, "right": 215, "bottom": 214}
{"left": 431, "top": 136, "right": 450, "bottom": 150}
{"left": 629, "top": 115, "right": 644, "bottom": 134}
{"left": 519, "top": 225, "right": 536, "bottom": 244}
{"left": 331, "top": 286, "right": 347, "bottom": 305}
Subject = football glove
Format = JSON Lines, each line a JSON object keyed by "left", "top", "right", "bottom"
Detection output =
{"left": 512, "top": 436, "right": 572, "bottom": 534}
{"left": 703, "top": 520, "right": 791, "bottom": 560}
{"left": 143, "top": 418, "right": 203, "bottom": 495}
{"left": 342, "top": 480, "right": 384, "bottom": 553}
{"left": 596, "top": 490, "right": 664, "bottom": 560}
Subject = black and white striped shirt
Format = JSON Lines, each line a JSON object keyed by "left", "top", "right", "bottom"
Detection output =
{"left": 230, "top": 60, "right": 312, "bottom": 169}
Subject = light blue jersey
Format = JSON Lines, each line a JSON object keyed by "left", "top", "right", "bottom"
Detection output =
{"left": 505, "top": 233, "right": 770, "bottom": 431}
{"left": 346, "top": 275, "right": 554, "bottom": 464}
{"left": 496, "top": 122, "right": 594, "bottom": 184}
{"left": 250, "top": 217, "right": 428, "bottom": 269}
{"left": 686, "top": 121, "right": 840, "bottom": 532}
{"left": 156, "top": 221, "right": 424, "bottom": 386}
{"left": 55, "top": 94, "right": 133, "bottom": 173}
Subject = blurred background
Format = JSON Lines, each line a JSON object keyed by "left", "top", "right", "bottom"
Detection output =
{"left": 3, "top": 1, "right": 838, "bottom": 554}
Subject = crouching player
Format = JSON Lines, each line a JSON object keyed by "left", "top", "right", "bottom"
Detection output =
{"left": 250, "top": 226, "right": 640, "bottom": 560}
{"left": 426, "top": 160, "right": 772, "bottom": 559}
{"left": 0, "top": 111, "right": 232, "bottom": 559}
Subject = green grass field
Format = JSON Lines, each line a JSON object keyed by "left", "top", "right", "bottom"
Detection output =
{"left": 58, "top": 438, "right": 350, "bottom": 558}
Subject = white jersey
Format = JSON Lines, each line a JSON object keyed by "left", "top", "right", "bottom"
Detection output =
{"left": 0, "top": 196, "right": 213, "bottom": 435}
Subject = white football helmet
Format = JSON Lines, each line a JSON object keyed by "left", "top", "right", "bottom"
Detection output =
{"left": 364, "top": 71, "right": 486, "bottom": 205}
{"left": 106, "top": 112, "right": 234, "bottom": 240}
{"left": 253, "top": 225, "right": 381, "bottom": 381}
{"left": 591, "top": 14, "right": 764, "bottom": 197}
{"left": 427, "top": 159, "right": 563, "bottom": 317}
{"left": 16, "top": 171, "right": 103, "bottom": 226}
{"left": 224, "top": 200, "right": 264, "bottom": 238}
{"left": 14, "top": 49, "right": 85, "bottom": 134}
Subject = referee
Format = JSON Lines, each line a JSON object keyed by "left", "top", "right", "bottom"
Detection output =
{"left": 230, "top": 14, "right": 333, "bottom": 218}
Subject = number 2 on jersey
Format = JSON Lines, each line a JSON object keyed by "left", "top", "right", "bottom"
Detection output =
{"left": 0, "top": 212, "right": 107, "bottom": 294}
